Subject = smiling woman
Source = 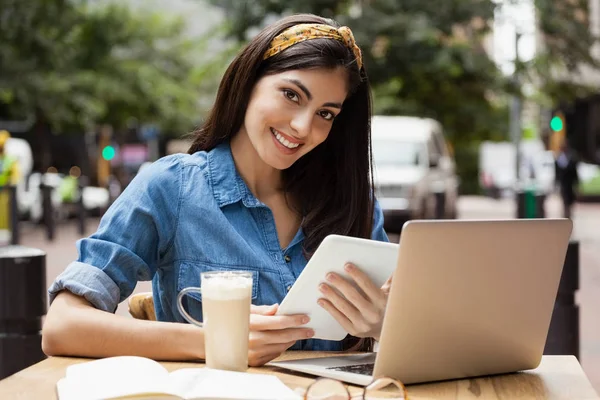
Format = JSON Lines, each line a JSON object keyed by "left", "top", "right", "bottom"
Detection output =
{"left": 239, "top": 68, "right": 348, "bottom": 169}
{"left": 42, "top": 14, "right": 390, "bottom": 368}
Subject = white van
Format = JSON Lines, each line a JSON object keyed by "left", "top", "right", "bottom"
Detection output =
{"left": 371, "top": 116, "right": 459, "bottom": 231}
{"left": 478, "top": 140, "right": 555, "bottom": 198}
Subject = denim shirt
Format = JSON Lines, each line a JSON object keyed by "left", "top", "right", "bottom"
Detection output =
{"left": 49, "top": 142, "right": 389, "bottom": 351}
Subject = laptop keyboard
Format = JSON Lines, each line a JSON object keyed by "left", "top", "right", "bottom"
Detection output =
{"left": 326, "top": 363, "right": 375, "bottom": 375}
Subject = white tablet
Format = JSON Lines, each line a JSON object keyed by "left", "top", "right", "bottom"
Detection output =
{"left": 276, "top": 234, "right": 399, "bottom": 341}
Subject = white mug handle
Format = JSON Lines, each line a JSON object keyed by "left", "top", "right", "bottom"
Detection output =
{"left": 177, "top": 287, "right": 204, "bottom": 328}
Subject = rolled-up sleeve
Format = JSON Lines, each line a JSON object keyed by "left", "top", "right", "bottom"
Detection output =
{"left": 48, "top": 155, "right": 183, "bottom": 312}
{"left": 371, "top": 198, "right": 389, "bottom": 243}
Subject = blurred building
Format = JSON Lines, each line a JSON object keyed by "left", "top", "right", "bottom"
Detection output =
{"left": 553, "top": 0, "right": 600, "bottom": 164}
{"left": 489, "top": 0, "right": 600, "bottom": 164}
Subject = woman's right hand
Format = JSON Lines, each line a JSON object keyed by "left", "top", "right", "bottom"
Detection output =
{"left": 248, "top": 304, "right": 314, "bottom": 367}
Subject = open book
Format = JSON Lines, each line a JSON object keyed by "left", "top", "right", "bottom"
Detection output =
{"left": 56, "top": 356, "right": 301, "bottom": 400}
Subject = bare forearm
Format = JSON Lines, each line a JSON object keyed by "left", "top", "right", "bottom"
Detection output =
{"left": 42, "top": 291, "right": 205, "bottom": 361}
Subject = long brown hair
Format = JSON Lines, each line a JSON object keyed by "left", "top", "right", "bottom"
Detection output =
{"left": 188, "top": 14, "right": 374, "bottom": 258}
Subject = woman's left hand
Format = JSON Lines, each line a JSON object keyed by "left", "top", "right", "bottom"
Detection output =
{"left": 317, "top": 263, "right": 392, "bottom": 341}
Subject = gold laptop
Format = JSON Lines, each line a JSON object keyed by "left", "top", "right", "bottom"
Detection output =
{"left": 269, "top": 218, "right": 573, "bottom": 386}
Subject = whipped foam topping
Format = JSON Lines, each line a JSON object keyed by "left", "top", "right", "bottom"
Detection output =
{"left": 202, "top": 275, "right": 253, "bottom": 300}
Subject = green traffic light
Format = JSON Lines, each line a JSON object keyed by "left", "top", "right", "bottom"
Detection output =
{"left": 102, "top": 145, "right": 116, "bottom": 161}
{"left": 550, "top": 116, "right": 563, "bottom": 132}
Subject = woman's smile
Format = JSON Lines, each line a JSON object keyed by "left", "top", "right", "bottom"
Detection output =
{"left": 270, "top": 127, "right": 303, "bottom": 154}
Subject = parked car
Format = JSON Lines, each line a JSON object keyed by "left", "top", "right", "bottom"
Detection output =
{"left": 371, "top": 116, "right": 459, "bottom": 232}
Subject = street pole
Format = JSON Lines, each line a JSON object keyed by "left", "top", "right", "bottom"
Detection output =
{"left": 511, "top": 30, "right": 533, "bottom": 218}
{"left": 510, "top": 31, "right": 522, "bottom": 186}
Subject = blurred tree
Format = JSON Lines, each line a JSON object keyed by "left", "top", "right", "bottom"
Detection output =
{"left": 0, "top": 0, "right": 83, "bottom": 168}
{"left": 0, "top": 1, "right": 205, "bottom": 133}
{"left": 529, "top": 0, "right": 599, "bottom": 104}
{"left": 0, "top": 0, "right": 230, "bottom": 170}
{"left": 73, "top": 3, "right": 203, "bottom": 135}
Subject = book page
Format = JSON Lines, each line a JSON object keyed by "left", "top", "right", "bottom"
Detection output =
{"left": 57, "top": 378, "right": 180, "bottom": 400}
{"left": 57, "top": 356, "right": 181, "bottom": 400}
{"left": 167, "top": 368, "right": 301, "bottom": 400}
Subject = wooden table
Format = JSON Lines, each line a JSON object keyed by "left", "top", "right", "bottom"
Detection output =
{"left": 0, "top": 352, "right": 598, "bottom": 399}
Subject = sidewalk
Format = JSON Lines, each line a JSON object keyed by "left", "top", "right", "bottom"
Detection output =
{"left": 20, "top": 219, "right": 151, "bottom": 317}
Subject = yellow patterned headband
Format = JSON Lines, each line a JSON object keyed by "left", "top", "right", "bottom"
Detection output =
{"left": 263, "top": 23, "right": 363, "bottom": 70}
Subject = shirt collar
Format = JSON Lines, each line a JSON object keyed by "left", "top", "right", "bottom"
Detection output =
{"left": 207, "top": 141, "right": 306, "bottom": 250}
{"left": 286, "top": 227, "right": 305, "bottom": 251}
{"left": 207, "top": 142, "right": 262, "bottom": 208}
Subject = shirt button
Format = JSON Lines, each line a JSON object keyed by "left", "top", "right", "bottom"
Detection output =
{"left": 287, "top": 285, "right": 292, "bottom": 291}
{"left": 284, "top": 255, "right": 291, "bottom": 263}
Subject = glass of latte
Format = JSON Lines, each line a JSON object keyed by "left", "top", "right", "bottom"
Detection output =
{"left": 177, "top": 271, "right": 253, "bottom": 371}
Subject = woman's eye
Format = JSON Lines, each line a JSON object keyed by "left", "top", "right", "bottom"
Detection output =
{"left": 283, "top": 89, "right": 299, "bottom": 103}
{"left": 319, "top": 110, "right": 335, "bottom": 121}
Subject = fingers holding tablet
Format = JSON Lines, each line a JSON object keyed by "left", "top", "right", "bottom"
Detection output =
{"left": 317, "top": 263, "right": 391, "bottom": 341}
{"left": 248, "top": 304, "right": 314, "bottom": 366}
